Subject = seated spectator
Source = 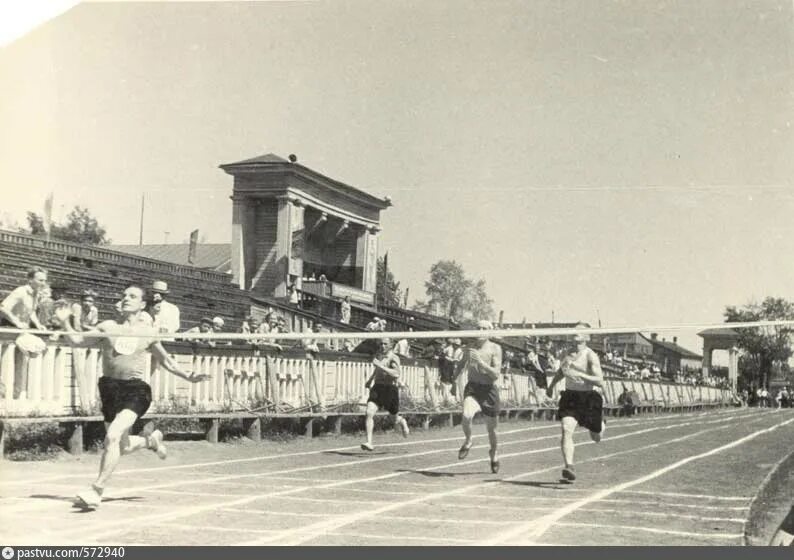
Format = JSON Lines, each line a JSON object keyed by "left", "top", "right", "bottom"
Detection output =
{"left": 211, "top": 316, "right": 231, "bottom": 345}
{"left": 365, "top": 316, "right": 382, "bottom": 332}
{"left": 70, "top": 289, "right": 100, "bottom": 331}
{"left": 185, "top": 317, "right": 216, "bottom": 346}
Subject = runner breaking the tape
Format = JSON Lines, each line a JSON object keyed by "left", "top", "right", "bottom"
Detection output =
{"left": 546, "top": 329, "right": 606, "bottom": 483}
{"left": 456, "top": 320, "right": 503, "bottom": 473}
{"left": 56, "top": 284, "right": 211, "bottom": 510}
{"left": 361, "top": 338, "right": 410, "bottom": 451}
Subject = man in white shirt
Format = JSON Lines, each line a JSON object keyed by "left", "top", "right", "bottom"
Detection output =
{"left": 0, "top": 267, "right": 48, "bottom": 330}
{"left": 1, "top": 267, "right": 49, "bottom": 398}
{"left": 394, "top": 327, "right": 412, "bottom": 358}
{"left": 149, "top": 280, "right": 180, "bottom": 334}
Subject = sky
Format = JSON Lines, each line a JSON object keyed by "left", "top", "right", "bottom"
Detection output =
{"left": 1, "top": 0, "right": 793, "bottom": 357}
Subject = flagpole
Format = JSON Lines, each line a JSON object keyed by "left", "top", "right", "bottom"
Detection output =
{"left": 139, "top": 193, "right": 145, "bottom": 245}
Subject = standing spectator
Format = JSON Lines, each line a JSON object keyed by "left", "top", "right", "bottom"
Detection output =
{"left": 1, "top": 267, "right": 48, "bottom": 399}
{"left": 758, "top": 386, "right": 769, "bottom": 408}
{"left": 149, "top": 281, "right": 180, "bottom": 333}
{"left": 70, "top": 289, "right": 100, "bottom": 331}
{"left": 340, "top": 296, "right": 351, "bottom": 324}
{"left": 288, "top": 283, "right": 300, "bottom": 306}
{"left": 394, "top": 329, "right": 412, "bottom": 358}
{"left": 440, "top": 338, "right": 463, "bottom": 398}
{"left": 0, "top": 266, "right": 47, "bottom": 330}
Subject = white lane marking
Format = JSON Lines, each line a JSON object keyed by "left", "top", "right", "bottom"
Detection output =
{"left": 486, "top": 416, "right": 794, "bottom": 544}
{"left": 221, "top": 507, "right": 333, "bottom": 519}
{"left": 1, "top": 409, "right": 764, "bottom": 525}
{"left": 573, "top": 507, "right": 745, "bottom": 524}
{"left": 553, "top": 521, "right": 744, "bottom": 540}
{"left": 620, "top": 490, "right": 750, "bottom": 501}
{"left": 157, "top": 522, "right": 281, "bottom": 535}
{"left": 2, "top": 408, "right": 743, "bottom": 487}
{"left": 243, "top": 411, "right": 770, "bottom": 545}
{"left": 47, "top": 411, "right": 749, "bottom": 544}
{"left": 316, "top": 531, "right": 477, "bottom": 544}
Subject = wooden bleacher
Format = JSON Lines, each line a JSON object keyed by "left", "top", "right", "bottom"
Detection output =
{"left": 0, "top": 230, "right": 250, "bottom": 332}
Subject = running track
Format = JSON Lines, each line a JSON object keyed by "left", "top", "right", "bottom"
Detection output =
{"left": 1, "top": 408, "right": 792, "bottom": 546}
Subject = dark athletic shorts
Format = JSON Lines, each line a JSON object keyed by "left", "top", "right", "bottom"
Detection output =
{"left": 558, "top": 390, "right": 604, "bottom": 433}
{"left": 368, "top": 384, "right": 400, "bottom": 415}
{"left": 98, "top": 377, "right": 153, "bottom": 423}
{"left": 464, "top": 381, "right": 501, "bottom": 418}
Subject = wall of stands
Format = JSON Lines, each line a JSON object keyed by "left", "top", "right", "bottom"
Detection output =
{"left": 0, "top": 334, "right": 731, "bottom": 418}
{"left": 0, "top": 231, "right": 251, "bottom": 333}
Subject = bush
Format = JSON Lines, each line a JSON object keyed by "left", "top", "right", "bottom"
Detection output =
{"left": 5, "top": 422, "right": 66, "bottom": 461}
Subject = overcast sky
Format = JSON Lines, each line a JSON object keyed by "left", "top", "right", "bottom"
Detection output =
{"left": 1, "top": 0, "right": 793, "bottom": 356}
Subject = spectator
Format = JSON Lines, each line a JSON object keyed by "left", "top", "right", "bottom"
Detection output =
{"left": 149, "top": 280, "right": 180, "bottom": 333}
{"left": 618, "top": 386, "right": 638, "bottom": 416}
{"left": 35, "top": 285, "right": 56, "bottom": 330}
{"left": 0, "top": 267, "right": 49, "bottom": 399}
{"left": 366, "top": 316, "right": 382, "bottom": 332}
{"left": 340, "top": 296, "right": 351, "bottom": 324}
{"left": 0, "top": 266, "right": 48, "bottom": 330}
{"left": 288, "top": 283, "right": 300, "bottom": 306}
{"left": 185, "top": 317, "right": 216, "bottom": 346}
{"left": 440, "top": 338, "right": 463, "bottom": 398}
{"left": 394, "top": 328, "right": 412, "bottom": 358}
{"left": 211, "top": 316, "right": 231, "bottom": 346}
{"left": 758, "top": 386, "right": 769, "bottom": 408}
{"left": 70, "top": 289, "right": 100, "bottom": 331}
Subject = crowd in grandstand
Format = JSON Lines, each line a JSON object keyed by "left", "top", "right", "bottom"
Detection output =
{"left": 0, "top": 266, "right": 740, "bottom": 394}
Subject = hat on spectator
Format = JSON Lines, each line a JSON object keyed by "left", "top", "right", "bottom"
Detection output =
{"left": 212, "top": 317, "right": 225, "bottom": 327}
{"left": 200, "top": 317, "right": 213, "bottom": 325}
{"left": 151, "top": 280, "right": 170, "bottom": 294}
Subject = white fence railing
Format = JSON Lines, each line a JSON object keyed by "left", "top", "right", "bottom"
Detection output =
{"left": 0, "top": 336, "right": 732, "bottom": 417}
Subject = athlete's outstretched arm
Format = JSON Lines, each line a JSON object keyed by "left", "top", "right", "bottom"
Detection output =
{"left": 151, "top": 343, "right": 210, "bottom": 383}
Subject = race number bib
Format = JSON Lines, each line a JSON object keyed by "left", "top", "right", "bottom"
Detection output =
{"left": 113, "top": 337, "right": 138, "bottom": 356}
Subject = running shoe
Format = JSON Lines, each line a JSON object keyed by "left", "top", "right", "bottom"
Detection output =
{"left": 148, "top": 429, "right": 168, "bottom": 460}
{"left": 360, "top": 442, "right": 374, "bottom": 452}
{"left": 75, "top": 486, "right": 102, "bottom": 510}
{"left": 458, "top": 442, "right": 473, "bottom": 460}
{"left": 562, "top": 466, "right": 576, "bottom": 481}
{"left": 490, "top": 458, "right": 500, "bottom": 474}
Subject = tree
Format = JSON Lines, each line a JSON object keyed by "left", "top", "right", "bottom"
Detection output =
{"left": 376, "top": 256, "right": 402, "bottom": 307}
{"left": 724, "top": 297, "right": 794, "bottom": 389}
{"left": 414, "top": 260, "right": 494, "bottom": 323}
{"left": 24, "top": 206, "right": 110, "bottom": 245}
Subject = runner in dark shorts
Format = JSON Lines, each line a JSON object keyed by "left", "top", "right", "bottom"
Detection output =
{"left": 463, "top": 381, "right": 501, "bottom": 418}
{"left": 547, "top": 328, "right": 606, "bottom": 483}
{"left": 57, "top": 284, "right": 210, "bottom": 510}
{"left": 98, "top": 377, "right": 153, "bottom": 423}
{"left": 367, "top": 383, "right": 400, "bottom": 415}
{"left": 361, "top": 338, "right": 410, "bottom": 451}
{"left": 456, "top": 320, "right": 503, "bottom": 473}
{"left": 557, "top": 389, "right": 604, "bottom": 433}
